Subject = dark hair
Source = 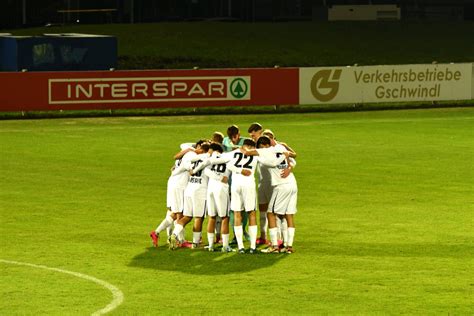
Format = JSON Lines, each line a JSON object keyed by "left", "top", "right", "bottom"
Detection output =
{"left": 227, "top": 125, "right": 240, "bottom": 138}
{"left": 256, "top": 135, "right": 271, "bottom": 148}
{"left": 243, "top": 139, "right": 256, "bottom": 148}
{"left": 200, "top": 142, "right": 210, "bottom": 152}
{"left": 248, "top": 122, "right": 263, "bottom": 133}
{"left": 212, "top": 132, "right": 224, "bottom": 144}
{"left": 210, "top": 142, "right": 224, "bottom": 153}
{"left": 195, "top": 139, "right": 208, "bottom": 147}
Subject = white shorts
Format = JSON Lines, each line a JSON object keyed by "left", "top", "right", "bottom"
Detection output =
{"left": 183, "top": 191, "right": 207, "bottom": 218}
{"left": 207, "top": 185, "right": 230, "bottom": 218}
{"left": 167, "top": 186, "right": 185, "bottom": 213}
{"left": 268, "top": 183, "right": 298, "bottom": 215}
{"left": 231, "top": 184, "right": 256, "bottom": 212}
{"left": 258, "top": 181, "right": 273, "bottom": 205}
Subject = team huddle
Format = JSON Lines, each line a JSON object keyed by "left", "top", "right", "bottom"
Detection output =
{"left": 150, "top": 123, "right": 298, "bottom": 254}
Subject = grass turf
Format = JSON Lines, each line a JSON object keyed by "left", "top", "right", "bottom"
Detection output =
{"left": 1, "top": 108, "right": 473, "bottom": 314}
{"left": 7, "top": 21, "right": 474, "bottom": 69}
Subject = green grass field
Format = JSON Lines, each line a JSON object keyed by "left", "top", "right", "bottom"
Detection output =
{"left": 1, "top": 108, "right": 473, "bottom": 314}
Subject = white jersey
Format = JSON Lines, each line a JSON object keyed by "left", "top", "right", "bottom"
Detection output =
{"left": 168, "top": 150, "right": 195, "bottom": 189}
{"left": 257, "top": 146, "right": 296, "bottom": 187}
{"left": 213, "top": 149, "right": 259, "bottom": 187}
{"left": 185, "top": 153, "right": 209, "bottom": 194}
{"left": 258, "top": 144, "right": 285, "bottom": 185}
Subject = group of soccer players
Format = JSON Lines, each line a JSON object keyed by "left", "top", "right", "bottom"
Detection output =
{"left": 150, "top": 123, "right": 298, "bottom": 254}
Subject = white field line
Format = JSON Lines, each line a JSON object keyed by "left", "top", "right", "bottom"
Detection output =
{"left": 0, "top": 115, "right": 473, "bottom": 134}
{"left": 0, "top": 259, "right": 124, "bottom": 315}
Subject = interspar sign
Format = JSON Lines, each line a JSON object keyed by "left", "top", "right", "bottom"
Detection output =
{"left": 0, "top": 68, "right": 298, "bottom": 111}
{"left": 300, "top": 63, "right": 472, "bottom": 104}
{"left": 49, "top": 76, "right": 251, "bottom": 104}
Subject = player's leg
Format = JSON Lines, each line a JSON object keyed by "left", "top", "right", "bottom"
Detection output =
{"left": 284, "top": 214, "right": 295, "bottom": 253}
{"left": 258, "top": 203, "right": 268, "bottom": 244}
{"left": 169, "top": 215, "right": 192, "bottom": 250}
{"left": 191, "top": 193, "right": 207, "bottom": 248}
{"left": 243, "top": 185, "right": 258, "bottom": 252}
{"left": 206, "top": 192, "right": 217, "bottom": 251}
{"left": 193, "top": 216, "right": 204, "bottom": 248}
{"left": 284, "top": 185, "right": 297, "bottom": 253}
{"left": 170, "top": 195, "right": 193, "bottom": 250}
{"left": 247, "top": 210, "right": 258, "bottom": 253}
{"left": 233, "top": 210, "right": 245, "bottom": 252}
{"left": 151, "top": 209, "right": 174, "bottom": 247}
{"left": 214, "top": 216, "right": 222, "bottom": 244}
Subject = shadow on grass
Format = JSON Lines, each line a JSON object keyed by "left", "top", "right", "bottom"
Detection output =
{"left": 129, "top": 246, "right": 287, "bottom": 275}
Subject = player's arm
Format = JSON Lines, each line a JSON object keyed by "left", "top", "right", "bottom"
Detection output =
{"left": 173, "top": 147, "right": 195, "bottom": 160}
{"left": 278, "top": 142, "right": 297, "bottom": 158}
{"left": 281, "top": 157, "right": 296, "bottom": 178}
{"left": 171, "top": 160, "right": 191, "bottom": 176}
{"left": 191, "top": 158, "right": 210, "bottom": 175}
{"left": 203, "top": 168, "right": 229, "bottom": 183}
{"left": 208, "top": 152, "right": 231, "bottom": 165}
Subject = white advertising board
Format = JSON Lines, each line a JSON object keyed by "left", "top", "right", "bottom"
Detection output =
{"left": 300, "top": 63, "right": 472, "bottom": 105}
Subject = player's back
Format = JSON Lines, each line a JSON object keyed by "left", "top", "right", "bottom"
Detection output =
{"left": 226, "top": 149, "right": 258, "bottom": 187}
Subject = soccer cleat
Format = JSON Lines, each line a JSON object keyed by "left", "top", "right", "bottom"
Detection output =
{"left": 260, "top": 246, "right": 280, "bottom": 254}
{"left": 286, "top": 247, "right": 294, "bottom": 254}
{"left": 249, "top": 248, "right": 257, "bottom": 254}
{"left": 238, "top": 248, "right": 246, "bottom": 254}
{"left": 279, "top": 247, "right": 287, "bottom": 253}
{"left": 150, "top": 231, "right": 159, "bottom": 247}
{"left": 208, "top": 246, "right": 215, "bottom": 252}
{"left": 180, "top": 240, "right": 192, "bottom": 248}
{"left": 277, "top": 239, "right": 283, "bottom": 247}
{"left": 191, "top": 243, "right": 199, "bottom": 249}
{"left": 169, "top": 234, "right": 178, "bottom": 250}
{"left": 256, "top": 238, "right": 267, "bottom": 245}
{"left": 221, "top": 246, "right": 235, "bottom": 253}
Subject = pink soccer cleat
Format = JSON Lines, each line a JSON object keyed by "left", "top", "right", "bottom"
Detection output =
{"left": 256, "top": 238, "right": 267, "bottom": 245}
{"left": 180, "top": 240, "right": 193, "bottom": 248}
{"left": 150, "top": 231, "right": 159, "bottom": 247}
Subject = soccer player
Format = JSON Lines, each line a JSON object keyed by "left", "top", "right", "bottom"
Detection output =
{"left": 248, "top": 122, "right": 263, "bottom": 142}
{"left": 192, "top": 142, "right": 235, "bottom": 252}
{"left": 246, "top": 135, "right": 298, "bottom": 254}
{"left": 149, "top": 141, "right": 203, "bottom": 247}
{"left": 169, "top": 142, "right": 211, "bottom": 250}
{"left": 222, "top": 124, "right": 251, "bottom": 243}
{"left": 209, "top": 139, "right": 258, "bottom": 253}
{"left": 222, "top": 125, "right": 247, "bottom": 152}
{"left": 258, "top": 129, "right": 297, "bottom": 245}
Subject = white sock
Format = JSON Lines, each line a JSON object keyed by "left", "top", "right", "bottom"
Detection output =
{"left": 156, "top": 215, "right": 174, "bottom": 234}
{"left": 287, "top": 227, "right": 295, "bottom": 247}
{"left": 193, "top": 232, "right": 201, "bottom": 245}
{"left": 259, "top": 212, "right": 267, "bottom": 237}
{"left": 249, "top": 225, "right": 258, "bottom": 249}
{"left": 172, "top": 224, "right": 184, "bottom": 241}
{"left": 178, "top": 224, "right": 185, "bottom": 241}
{"left": 234, "top": 225, "right": 244, "bottom": 250}
{"left": 222, "top": 234, "right": 229, "bottom": 248}
{"left": 281, "top": 219, "right": 288, "bottom": 247}
{"left": 276, "top": 217, "right": 282, "bottom": 240}
{"left": 207, "top": 233, "right": 215, "bottom": 248}
{"left": 269, "top": 227, "right": 278, "bottom": 247}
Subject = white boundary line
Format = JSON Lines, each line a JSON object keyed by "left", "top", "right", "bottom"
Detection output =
{"left": 0, "top": 259, "right": 124, "bottom": 315}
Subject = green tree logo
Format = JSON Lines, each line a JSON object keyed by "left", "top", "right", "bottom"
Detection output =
{"left": 230, "top": 78, "right": 248, "bottom": 99}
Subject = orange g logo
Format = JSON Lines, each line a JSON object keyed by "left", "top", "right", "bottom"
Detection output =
{"left": 311, "top": 69, "right": 342, "bottom": 102}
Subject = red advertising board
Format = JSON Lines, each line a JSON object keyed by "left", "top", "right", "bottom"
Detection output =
{"left": 0, "top": 68, "right": 299, "bottom": 111}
